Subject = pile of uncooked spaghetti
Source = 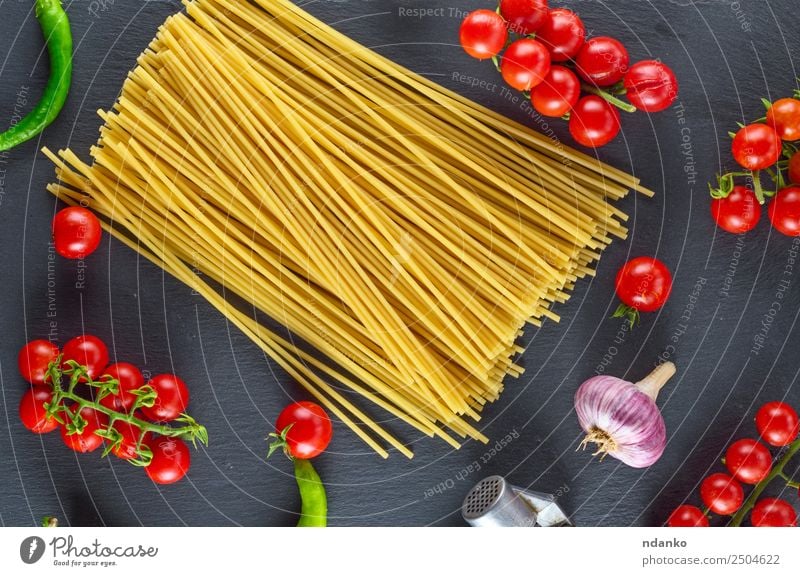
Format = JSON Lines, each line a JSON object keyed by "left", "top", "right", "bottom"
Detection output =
{"left": 45, "top": 0, "right": 650, "bottom": 457}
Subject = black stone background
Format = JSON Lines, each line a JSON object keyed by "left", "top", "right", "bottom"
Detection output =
{"left": 1, "top": 0, "right": 799, "bottom": 526}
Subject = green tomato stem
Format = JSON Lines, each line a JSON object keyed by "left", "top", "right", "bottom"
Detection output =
{"left": 611, "top": 302, "right": 640, "bottom": 329}
{"left": 729, "top": 436, "right": 800, "bottom": 526}
{"left": 57, "top": 387, "right": 199, "bottom": 438}
{"left": 45, "top": 359, "right": 207, "bottom": 452}
{"left": 777, "top": 471, "right": 800, "bottom": 489}
{"left": 776, "top": 167, "right": 787, "bottom": 189}
{"left": 581, "top": 84, "right": 637, "bottom": 113}
{"left": 751, "top": 170, "right": 767, "bottom": 204}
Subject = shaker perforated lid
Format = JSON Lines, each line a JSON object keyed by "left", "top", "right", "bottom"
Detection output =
{"left": 462, "top": 476, "right": 538, "bottom": 527}
{"left": 462, "top": 476, "right": 573, "bottom": 527}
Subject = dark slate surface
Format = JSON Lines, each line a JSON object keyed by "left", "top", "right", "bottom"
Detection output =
{"left": 1, "top": 0, "right": 799, "bottom": 527}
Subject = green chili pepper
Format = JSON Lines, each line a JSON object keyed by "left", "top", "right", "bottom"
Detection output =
{"left": 294, "top": 458, "right": 327, "bottom": 527}
{"left": 0, "top": 0, "right": 72, "bottom": 151}
{"left": 268, "top": 421, "right": 329, "bottom": 527}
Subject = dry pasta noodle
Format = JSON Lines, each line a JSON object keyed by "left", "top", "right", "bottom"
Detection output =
{"left": 44, "top": 0, "right": 652, "bottom": 458}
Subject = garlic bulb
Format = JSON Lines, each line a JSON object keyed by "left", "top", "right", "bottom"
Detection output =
{"left": 574, "top": 361, "right": 676, "bottom": 468}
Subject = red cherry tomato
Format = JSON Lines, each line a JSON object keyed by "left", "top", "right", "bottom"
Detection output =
{"left": 19, "top": 387, "right": 59, "bottom": 434}
{"left": 499, "top": 0, "right": 548, "bottom": 35}
{"left": 99, "top": 363, "right": 145, "bottom": 412}
{"left": 500, "top": 38, "right": 551, "bottom": 92}
{"left": 531, "top": 66, "right": 580, "bottom": 117}
{"left": 575, "top": 36, "right": 629, "bottom": 87}
{"left": 18, "top": 340, "right": 59, "bottom": 385}
{"left": 275, "top": 401, "right": 333, "bottom": 459}
{"left": 52, "top": 206, "right": 102, "bottom": 260}
{"left": 768, "top": 186, "right": 800, "bottom": 236}
{"left": 623, "top": 60, "right": 678, "bottom": 113}
{"left": 751, "top": 498, "right": 797, "bottom": 527}
{"left": 731, "top": 123, "right": 781, "bottom": 171}
{"left": 145, "top": 437, "right": 191, "bottom": 484}
{"left": 788, "top": 152, "right": 800, "bottom": 184}
{"left": 667, "top": 505, "right": 709, "bottom": 527}
{"left": 711, "top": 185, "right": 761, "bottom": 233}
{"left": 61, "top": 335, "right": 109, "bottom": 380}
{"left": 569, "top": 95, "right": 620, "bottom": 147}
{"left": 536, "top": 8, "right": 585, "bottom": 62}
{"left": 615, "top": 257, "right": 672, "bottom": 313}
{"left": 459, "top": 10, "right": 508, "bottom": 61}
{"left": 724, "top": 438, "right": 772, "bottom": 485}
{"left": 766, "top": 98, "right": 800, "bottom": 141}
{"left": 141, "top": 374, "right": 189, "bottom": 422}
{"left": 60, "top": 406, "right": 108, "bottom": 453}
{"left": 755, "top": 401, "right": 800, "bottom": 446}
{"left": 700, "top": 473, "right": 744, "bottom": 515}
{"left": 110, "top": 419, "right": 153, "bottom": 460}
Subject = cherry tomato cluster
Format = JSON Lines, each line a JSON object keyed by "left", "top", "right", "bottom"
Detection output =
{"left": 711, "top": 95, "right": 800, "bottom": 236}
{"left": 18, "top": 335, "right": 207, "bottom": 485}
{"left": 612, "top": 256, "right": 673, "bottom": 327}
{"left": 459, "top": 1, "right": 678, "bottom": 148}
{"left": 52, "top": 206, "right": 103, "bottom": 260}
{"left": 668, "top": 401, "right": 800, "bottom": 527}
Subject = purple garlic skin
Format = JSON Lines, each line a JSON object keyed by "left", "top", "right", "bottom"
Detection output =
{"left": 575, "top": 375, "right": 667, "bottom": 468}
